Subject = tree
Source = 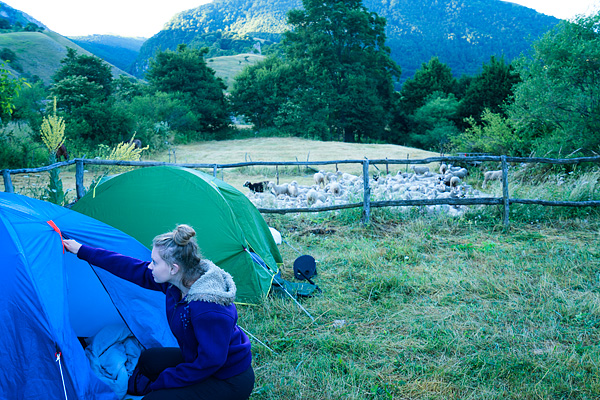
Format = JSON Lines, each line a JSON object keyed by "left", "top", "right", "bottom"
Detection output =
{"left": 458, "top": 56, "right": 521, "bottom": 125}
{"left": 51, "top": 76, "right": 106, "bottom": 113}
{"left": 508, "top": 12, "right": 600, "bottom": 156}
{"left": 399, "top": 57, "right": 456, "bottom": 115}
{"left": 13, "top": 80, "right": 48, "bottom": 130}
{"left": 114, "top": 75, "right": 144, "bottom": 102}
{"left": 409, "top": 92, "right": 460, "bottom": 151}
{"left": 281, "top": 0, "right": 401, "bottom": 142}
{"left": 53, "top": 48, "right": 113, "bottom": 98}
{"left": 51, "top": 49, "right": 130, "bottom": 144}
{"left": 450, "top": 109, "right": 524, "bottom": 156}
{"left": 24, "top": 23, "right": 42, "bottom": 32}
{"left": 0, "top": 61, "right": 28, "bottom": 121}
{"left": 0, "top": 48, "right": 16, "bottom": 62}
{"left": 145, "top": 44, "right": 230, "bottom": 138}
{"left": 230, "top": 57, "right": 305, "bottom": 129}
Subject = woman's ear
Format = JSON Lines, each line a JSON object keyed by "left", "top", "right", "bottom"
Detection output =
{"left": 170, "top": 263, "right": 180, "bottom": 275}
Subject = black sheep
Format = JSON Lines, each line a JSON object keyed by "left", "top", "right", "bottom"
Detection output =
{"left": 243, "top": 180, "right": 269, "bottom": 193}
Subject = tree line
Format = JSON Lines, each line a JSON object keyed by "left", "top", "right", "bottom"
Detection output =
{"left": 0, "top": 0, "right": 598, "bottom": 169}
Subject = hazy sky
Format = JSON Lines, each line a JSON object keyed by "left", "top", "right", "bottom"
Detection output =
{"left": 4, "top": 0, "right": 600, "bottom": 38}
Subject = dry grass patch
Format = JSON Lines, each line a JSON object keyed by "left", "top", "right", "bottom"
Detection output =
{"left": 3, "top": 137, "right": 440, "bottom": 196}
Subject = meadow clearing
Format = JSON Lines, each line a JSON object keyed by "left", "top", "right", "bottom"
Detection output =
{"left": 4, "top": 137, "right": 600, "bottom": 399}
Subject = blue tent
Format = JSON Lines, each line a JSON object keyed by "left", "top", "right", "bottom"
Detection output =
{"left": 0, "top": 192, "right": 176, "bottom": 400}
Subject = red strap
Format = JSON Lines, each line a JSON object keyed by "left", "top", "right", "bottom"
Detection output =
{"left": 47, "top": 220, "right": 65, "bottom": 254}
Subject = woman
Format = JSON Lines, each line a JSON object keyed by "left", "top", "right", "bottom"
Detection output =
{"left": 64, "top": 224, "right": 254, "bottom": 400}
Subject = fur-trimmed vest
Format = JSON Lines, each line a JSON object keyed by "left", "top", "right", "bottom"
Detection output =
{"left": 185, "top": 260, "right": 237, "bottom": 306}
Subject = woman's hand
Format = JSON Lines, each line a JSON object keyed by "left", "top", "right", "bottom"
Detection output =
{"left": 64, "top": 239, "right": 82, "bottom": 255}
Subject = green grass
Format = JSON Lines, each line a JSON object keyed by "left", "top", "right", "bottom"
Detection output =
{"left": 4, "top": 137, "right": 600, "bottom": 398}
{"left": 207, "top": 53, "right": 266, "bottom": 89}
{"left": 242, "top": 211, "right": 600, "bottom": 399}
{"left": 0, "top": 31, "right": 132, "bottom": 84}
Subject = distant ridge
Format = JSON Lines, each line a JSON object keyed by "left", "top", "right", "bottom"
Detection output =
{"left": 132, "top": 0, "right": 560, "bottom": 84}
{"left": 0, "top": 1, "right": 46, "bottom": 29}
{"left": 69, "top": 35, "right": 146, "bottom": 72}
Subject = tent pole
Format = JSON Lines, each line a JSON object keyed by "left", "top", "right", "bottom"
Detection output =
{"left": 280, "top": 284, "right": 315, "bottom": 322}
{"left": 238, "top": 325, "right": 278, "bottom": 354}
{"left": 283, "top": 239, "right": 302, "bottom": 256}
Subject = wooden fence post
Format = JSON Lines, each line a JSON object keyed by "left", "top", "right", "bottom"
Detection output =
{"left": 502, "top": 155, "right": 509, "bottom": 227}
{"left": 362, "top": 159, "right": 371, "bottom": 225}
{"left": 75, "top": 159, "right": 86, "bottom": 199}
{"left": 2, "top": 170, "right": 14, "bottom": 193}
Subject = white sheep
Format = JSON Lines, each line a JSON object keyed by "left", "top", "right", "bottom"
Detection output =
{"left": 439, "top": 163, "right": 448, "bottom": 174}
{"left": 328, "top": 182, "right": 342, "bottom": 196}
{"left": 288, "top": 181, "right": 299, "bottom": 197}
{"left": 483, "top": 170, "right": 503, "bottom": 188}
{"left": 341, "top": 172, "right": 359, "bottom": 182}
{"left": 268, "top": 182, "right": 289, "bottom": 196}
{"left": 325, "top": 172, "right": 338, "bottom": 183}
{"left": 449, "top": 176, "right": 461, "bottom": 187}
{"left": 306, "top": 189, "right": 319, "bottom": 206}
{"left": 452, "top": 168, "right": 468, "bottom": 179}
{"left": 314, "top": 172, "right": 325, "bottom": 187}
{"left": 412, "top": 165, "right": 429, "bottom": 175}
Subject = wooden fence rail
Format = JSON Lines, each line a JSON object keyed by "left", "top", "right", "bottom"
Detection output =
{"left": 2, "top": 155, "right": 600, "bottom": 226}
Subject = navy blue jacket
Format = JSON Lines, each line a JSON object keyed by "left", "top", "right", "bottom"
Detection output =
{"left": 77, "top": 245, "right": 252, "bottom": 390}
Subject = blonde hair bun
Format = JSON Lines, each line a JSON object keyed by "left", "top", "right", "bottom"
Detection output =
{"left": 173, "top": 224, "right": 196, "bottom": 246}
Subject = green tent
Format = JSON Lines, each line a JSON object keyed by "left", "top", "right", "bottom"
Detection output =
{"left": 71, "top": 166, "right": 282, "bottom": 304}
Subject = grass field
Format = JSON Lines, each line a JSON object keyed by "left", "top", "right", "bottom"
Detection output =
{"left": 206, "top": 53, "right": 266, "bottom": 89}
{"left": 0, "top": 30, "right": 132, "bottom": 84}
{"left": 4, "top": 137, "right": 600, "bottom": 399}
{"left": 4, "top": 137, "right": 440, "bottom": 201}
{"left": 246, "top": 211, "right": 600, "bottom": 399}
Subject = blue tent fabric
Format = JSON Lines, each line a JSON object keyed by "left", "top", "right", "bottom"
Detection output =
{"left": 0, "top": 192, "right": 176, "bottom": 400}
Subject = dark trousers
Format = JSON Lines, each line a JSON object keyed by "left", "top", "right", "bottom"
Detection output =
{"left": 137, "top": 347, "right": 255, "bottom": 400}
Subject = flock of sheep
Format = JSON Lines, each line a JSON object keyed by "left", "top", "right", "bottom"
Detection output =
{"left": 243, "top": 164, "right": 504, "bottom": 217}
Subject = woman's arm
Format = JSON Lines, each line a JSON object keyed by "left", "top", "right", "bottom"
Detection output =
{"left": 66, "top": 239, "right": 167, "bottom": 293}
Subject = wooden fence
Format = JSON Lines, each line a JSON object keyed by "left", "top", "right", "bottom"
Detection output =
{"left": 2, "top": 155, "right": 600, "bottom": 226}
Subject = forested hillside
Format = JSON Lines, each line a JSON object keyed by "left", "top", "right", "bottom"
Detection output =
{"left": 69, "top": 35, "right": 146, "bottom": 72}
{"left": 0, "top": 1, "right": 45, "bottom": 29}
{"left": 132, "top": 0, "right": 559, "bottom": 83}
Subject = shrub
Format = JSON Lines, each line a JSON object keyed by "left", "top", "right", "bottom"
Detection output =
{"left": 0, "top": 122, "right": 46, "bottom": 168}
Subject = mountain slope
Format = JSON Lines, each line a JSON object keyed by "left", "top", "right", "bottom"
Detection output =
{"left": 68, "top": 35, "right": 146, "bottom": 72}
{"left": 132, "top": 0, "right": 560, "bottom": 83}
{"left": 0, "top": 1, "right": 134, "bottom": 84}
{"left": 0, "top": 30, "right": 134, "bottom": 84}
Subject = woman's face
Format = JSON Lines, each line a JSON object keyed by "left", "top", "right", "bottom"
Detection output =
{"left": 148, "top": 247, "right": 172, "bottom": 283}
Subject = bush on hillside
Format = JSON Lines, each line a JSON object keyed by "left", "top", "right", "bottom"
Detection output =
{"left": 0, "top": 122, "right": 46, "bottom": 169}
